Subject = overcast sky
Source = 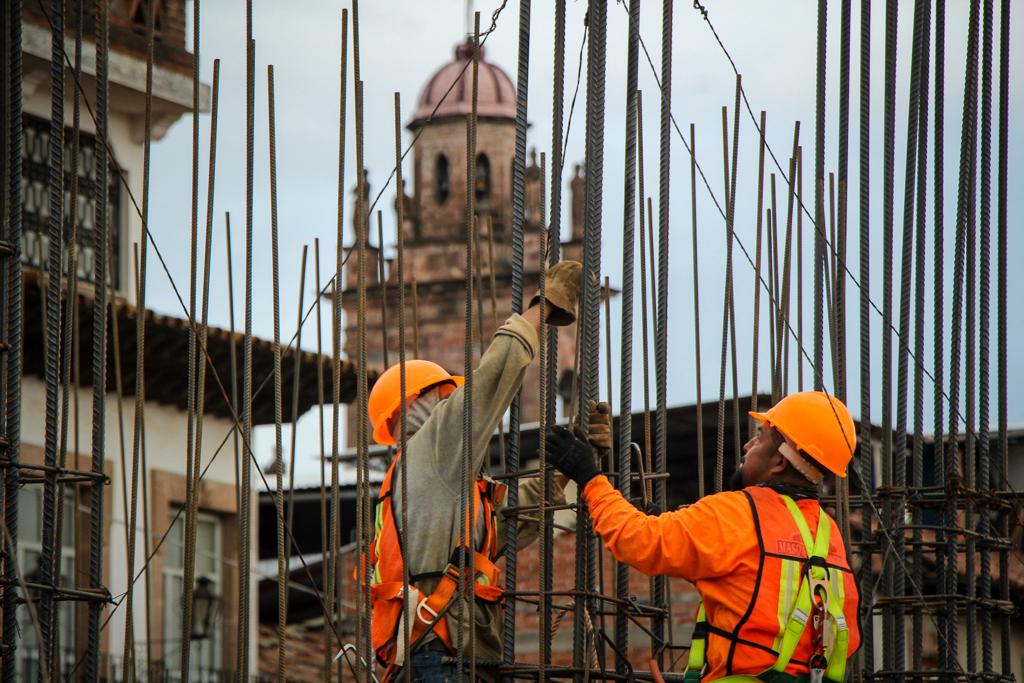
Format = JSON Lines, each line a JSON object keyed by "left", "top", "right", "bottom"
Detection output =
{"left": 145, "top": 1, "right": 1024, "bottom": 480}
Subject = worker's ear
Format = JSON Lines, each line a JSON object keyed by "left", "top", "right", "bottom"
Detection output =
{"left": 766, "top": 448, "right": 789, "bottom": 477}
{"left": 766, "top": 429, "right": 789, "bottom": 476}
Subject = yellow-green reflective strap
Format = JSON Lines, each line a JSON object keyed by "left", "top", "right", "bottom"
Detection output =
{"left": 771, "top": 497, "right": 831, "bottom": 674}
{"left": 686, "top": 602, "right": 708, "bottom": 676}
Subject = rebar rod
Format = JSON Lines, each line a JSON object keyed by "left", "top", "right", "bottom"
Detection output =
{"left": 653, "top": 0, "right": 673, "bottom": 535}
{"left": 286, "top": 247, "right": 309, "bottom": 628}
{"left": 503, "top": 0, "right": 531, "bottom": 669}
{"left": 37, "top": 0, "right": 66, "bottom": 671}
{"left": 392, "top": 90, "right": 413, "bottom": 683}
{"left": 542, "top": 4, "right": 565, "bottom": 669}
{"left": 996, "top": 0, "right": 1010, "bottom": 674}
{"left": 121, "top": 3, "right": 158, "bottom": 677}
{"left": 458, "top": 17, "right": 481, "bottom": 678}
{"left": 578, "top": 0, "right": 608, "bottom": 675}
{"left": 237, "top": 2, "right": 256, "bottom": 671}
{"left": 945, "top": 1, "right": 982, "bottom": 677}
{"left": 688, "top": 125, "right": 704, "bottom": 500}
{"left": 797, "top": 145, "right": 804, "bottom": 392}
{"left": 134, "top": 245, "right": 155, "bottom": 676}
{"left": 354, "top": 73, "right": 372, "bottom": 683}
{"left": 616, "top": 0, "right": 641, "bottom": 669}
{"left": 751, "top": 112, "right": 767, "bottom": 421}
{"left": 837, "top": 0, "right": 852, "bottom": 405}
{"left": 812, "top": 0, "right": 826, "bottom": 391}
{"left": 910, "top": 0, "right": 933, "bottom": 668}
{"left": 226, "top": 214, "right": 241, "bottom": 516}
{"left": 1, "top": 2, "right": 24, "bottom": 679}
{"left": 313, "top": 238, "right": 331, "bottom": 683}
{"left": 894, "top": 0, "right": 928, "bottom": 674}
{"left": 377, "top": 213, "right": 390, "bottom": 369}
{"left": 330, "top": 13, "right": 349, "bottom": 682}
{"left": 879, "top": 0, "right": 898, "bottom": 669}
{"left": 637, "top": 97, "right": 656, "bottom": 504}
{"left": 537, "top": 151, "right": 550, "bottom": 683}
{"left": 54, "top": 7, "right": 85, "bottom": 674}
{"left": 180, "top": 0, "right": 204, "bottom": 673}
{"left": 86, "top": 2, "right": 111, "bottom": 678}
{"left": 267, "top": 64, "right": 288, "bottom": 682}
{"left": 727, "top": 79, "right": 742, "bottom": 471}
{"left": 857, "top": 0, "right": 874, "bottom": 675}
{"left": 977, "top": 0, "right": 995, "bottom": 672}
{"left": 715, "top": 101, "right": 735, "bottom": 493}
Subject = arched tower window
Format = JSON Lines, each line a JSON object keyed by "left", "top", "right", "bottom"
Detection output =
{"left": 475, "top": 153, "right": 491, "bottom": 200}
{"left": 434, "top": 154, "right": 450, "bottom": 204}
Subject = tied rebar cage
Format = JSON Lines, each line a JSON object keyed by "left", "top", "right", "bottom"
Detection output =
{"left": 0, "top": 1, "right": 1020, "bottom": 682}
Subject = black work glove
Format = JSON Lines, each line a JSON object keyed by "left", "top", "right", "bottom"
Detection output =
{"left": 545, "top": 425, "right": 601, "bottom": 488}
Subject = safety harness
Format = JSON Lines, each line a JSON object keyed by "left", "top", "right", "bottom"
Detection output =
{"left": 367, "top": 452, "right": 506, "bottom": 681}
{"left": 683, "top": 495, "right": 850, "bottom": 683}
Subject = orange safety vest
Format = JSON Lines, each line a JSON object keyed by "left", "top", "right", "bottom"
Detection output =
{"left": 686, "top": 486, "right": 859, "bottom": 681}
{"left": 367, "top": 452, "right": 506, "bottom": 675}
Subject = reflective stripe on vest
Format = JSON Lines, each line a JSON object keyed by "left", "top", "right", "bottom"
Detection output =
{"left": 366, "top": 451, "right": 506, "bottom": 672}
{"left": 684, "top": 492, "right": 852, "bottom": 683}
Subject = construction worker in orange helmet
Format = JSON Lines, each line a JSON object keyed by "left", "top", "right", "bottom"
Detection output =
{"left": 366, "top": 260, "right": 582, "bottom": 683}
{"left": 546, "top": 392, "right": 862, "bottom": 683}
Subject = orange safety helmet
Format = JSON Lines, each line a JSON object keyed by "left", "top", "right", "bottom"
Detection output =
{"left": 368, "top": 360, "right": 464, "bottom": 446}
{"left": 749, "top": 391, "right": 857, "bottom": 478}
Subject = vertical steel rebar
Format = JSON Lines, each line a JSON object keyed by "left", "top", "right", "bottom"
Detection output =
{"left": 910, "top": 0, "right": 933, "bottom": 668}
{"left": 1, "top": 1, "right": 24, "bottom": 679}
{"left": 977, "top": 0, "right": 995, "bottom": 672}
{"left": 577, "top": 0, "right": 607, "bottom": 674}
{"left": 857, "top": 0, "right": 875, "bottom": 674}
{"left": 879, "top": 0, "right": 899, "bottom": 668}
{"left": 237, "top": 0, "right": 256, "bottom": 669}
{"left": 812, "top": 0, "right": 826, "bottom": 391}
{"left": 392, "top": 90, "right": 413, "bottom": 683}
{"left": 946, "top": 1, "right": 982, "bottom": 677}
{"left": 616, "top": 0, "right": 640, "bottom": 669}
{"left": 330, "top": 13, "right": 349, "bottom": 682}
{"left": 38, "top": 0, "right": 66, "bottom": 672}
{"left": 751, "top": 112, "right": 767, "bottom": 419}
{"left": 996, "top": 0, "right": 1011, "bottom": 674}
{"left": 894, "top": 1, "right": 927, "bottom": 674}
{"left": 502, "top": 0, "right": 531, "bottom": 670}
{"left": 180, "top": 1, "right": 203, "bottom": 673}
{"left": 541, "top": 4, "right": 566, "bottom": 672}
{"left": 86, "top": 3, "right": 111, "bottom": 679}
{"left": 688, "top": 125, "right": 704, "bottom": 499}
{"left": 267, "top": 64, "right": 289, "bottom": 682}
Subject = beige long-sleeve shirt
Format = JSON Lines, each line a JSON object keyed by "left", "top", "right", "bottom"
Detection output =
{"left": 390, "top": 313, "right": 562, "bottom": 670}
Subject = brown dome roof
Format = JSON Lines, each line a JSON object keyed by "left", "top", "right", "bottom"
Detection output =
{"left": 408, "top": 40, "right": 516, "bottom": 129}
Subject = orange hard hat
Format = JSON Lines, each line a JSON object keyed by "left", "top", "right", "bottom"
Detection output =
{"left": 368, "top": 360, "right": 464, "bottom": 446}
{"left": 749, "top": 391, "right": 857, "bottom": 478}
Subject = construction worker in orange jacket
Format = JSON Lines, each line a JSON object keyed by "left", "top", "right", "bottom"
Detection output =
{"left": 546, "top": 392, "right": 862, "bottom": 683}
{"left": 365, "top": 261, "right": 582, "bottom": 682}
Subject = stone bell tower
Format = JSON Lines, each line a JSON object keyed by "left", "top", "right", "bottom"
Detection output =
{"left": 343, "top": 38, "right": 584, "bottom": 447}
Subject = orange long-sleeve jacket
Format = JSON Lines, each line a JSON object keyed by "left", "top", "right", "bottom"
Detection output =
{"left": 582, "top": 475, "right": 861, "bottom": 680}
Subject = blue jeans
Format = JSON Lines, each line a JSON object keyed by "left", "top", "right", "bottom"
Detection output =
{"left": 403, "top": 644, "right": 463, "bottom": 683}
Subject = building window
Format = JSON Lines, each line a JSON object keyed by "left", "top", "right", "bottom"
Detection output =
{"left": 163, "top": 510, "right": 223, "bottom": 678}
{"left": 434, "top": 154, "right": 450, "bottom": 204}
{"left": 15, "top": 487, "right": 77, "bottom": 678}
{"left": 21, "top": 114, "right": 122, "bottom": 289}
{"left": 475, "top": 153, "right": 491, "bottom": 200}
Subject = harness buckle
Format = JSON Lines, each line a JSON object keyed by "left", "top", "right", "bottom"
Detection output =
{"left": 416, "top": 597, "right": 439, "bottom": 626}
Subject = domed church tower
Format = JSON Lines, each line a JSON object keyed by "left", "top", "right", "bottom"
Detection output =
{"left": 343, "top": 39, "right": 584, "bottom": 446}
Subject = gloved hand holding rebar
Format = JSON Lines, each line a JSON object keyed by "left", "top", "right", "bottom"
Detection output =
{"left": 545, "top": 425, "right": 600, "bottom": 488}
{"left": 585, "top": 400, "right": 612, "bottom": 455}
{"left": 529, "top": 260, "right": 582, "bottom": 326}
